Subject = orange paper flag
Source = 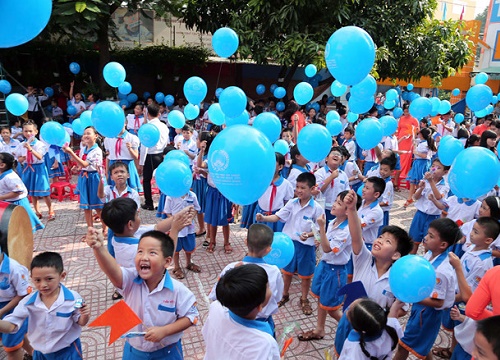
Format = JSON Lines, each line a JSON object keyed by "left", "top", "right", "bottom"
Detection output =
{"left": 88, "top": 300, "right": 142, "bottom": 345}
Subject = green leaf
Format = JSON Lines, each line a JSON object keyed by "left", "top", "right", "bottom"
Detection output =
{"left": 75, "top": 2, "right": 87, "bottom": 13}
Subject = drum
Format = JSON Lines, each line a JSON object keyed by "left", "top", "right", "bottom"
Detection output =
{"left": 0, "top": 201, "right": 34, "bottom": 268}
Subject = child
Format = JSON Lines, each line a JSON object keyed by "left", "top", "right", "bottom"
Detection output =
{"left": 378, "top": 158, "right": 395, "bottom": 231}
{"left": 297, "top": 191, "right": 351, "bottom": 341}
{"left": 159, "top": 103, "right": 169, "bottom": 125}
{"left": 358, "top": 177, "right": 385, "bottom": 250}
{"left": 86, "top": 224, "right": 199, "bottom": 359}
{"left": 51, "top": 99, "right": 63, "bottom": 123}
{"left": 314, "top": 147, "right": 350, "bottom": 221}
{"left": 192, "top": 132, "right": 211, "bottom": 238}
{"left": 0, "top": 252, "right": 90, "bottom": 358}
{"left": 361, "top": 143, "right": 383, "bottom": 176}
{"left": 256, "top": 172, "right": 324, "bottom": 316}
{"left": 343, "top": 126, "right": 356, "bottom": 161}
{"left": 338, "top": 298, "right": 404, "bottom": 359}
{"left": 126, "top": 103, "right": 145, "bottom": 135}
{"left": 394, "top": 218, "right": 461, "bottom": 360}
{"left": 409, "top": 158, "right": 450, "bottom": 254}
{"left": 281, "top": 128, "right": 294, "bottom": 178}
{"left": 176, "top": 125, "right": 198, "bottom": 161}
{"left": 203, "top": 264, "right": 280, "bottom": 360}
{"left": 14, "top": 121, "right": 54, "bottom": 221}
{"left": 0, "top": 127, "right": 20, "bottom": 156}
{"left": 472, "top": 315, "right": 500, "bottom": 360}
{"left": 286, "top": 145, "right": 311, "bottom": 191}
{"left": 208, "top": 224, "right": 284, "bottom": 335}
{"left": 98, "top": 161, "right": 140, "bottom": 206}
{"left": 0, "top": 152, "right": 44, "bottom": 232}
{"left": 69, "top": 81, "right": 87, "bottom": 120}
{"left": 9, "top": 119, "right": 23, "bottom": 142}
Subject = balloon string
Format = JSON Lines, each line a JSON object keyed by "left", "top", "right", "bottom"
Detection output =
{"left": 215, "top": 62, "right": 223, "bottom": 91}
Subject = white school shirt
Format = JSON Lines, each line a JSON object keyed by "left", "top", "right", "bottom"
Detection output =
{"left": 70, "top": 98, "right": 86, "bottom": 114}
{"left": 0, "top": 138, "right": 20, "bottom": 155}
{"left": 454, "top": 317, "right": 477, "bottom": 356}
{"left": 101, "top": 185, "right": 140, "bottom": 207}
{"left": 414, "top": 179, "right": 450, "bottom": 216}
{"left": 159, "top": 110, "right": 169, "bottom": 125}
{"left": 173, "top": 134, "right": 183, "bottom": 148}
{"left": 126, "top": 114, "right": 145, "bottom": 132}
{"left": 11, "top": 127, "right": 22, "bottom": 140}
{"left": 339, "top": 317, "right": 403, "bottom": 360}
{"left": 112, "top": 225, "right": 153, "bottom": 269}
{"left": 52, "top": 106, "right": 63, "bottom": 118}
{"left": 424, "top": 251, "right": 457, "bottom": 310}
{"left": 104, "top": 131, "right": 140, "bottom": 160}
{"left": 437, "top": 119, "right": 455, "bottom": 138}
{"left": 192, "top": 154, "right": 207, "bottom": 180}
{"left": 343, "top": 139, "right": 356, "bottom": 161}
{"left": 362, "top": 144, "right": 383, "bottom": 162}
{"left": 163, "top": 191, "right": 201, "bottom": 237}
{"left": 202, "top": 301, "right": 280, "bottom": 360}
{"left": 315, "top": 166, "right": 350, "bottom": 210}
{"left": 321, "top": 219, "right": 352, "bottom": 265}
{"left": 286, "top": 164, "right": 310, "bottom": 190}
{"left": 382, "top": 135, "right": 399, "bottom": 152}
{"left": 344, "top": 161, "right": 363, "bottom": 187}
{"left": 4, "top": 285, "right": 82, "bottom": 354}
{"left": 276, "top": 197, "right": 324, "bottom": 246}
{"left": 366, "top": 164, "right": 380, "bottom": 178}
{"left": 0, "top": 254, "right": 30, "bottom": 302}
{"left": 79, "top": 145, "right": 102, "bottom": 171}
{"left": 208, "top": 256, "right": 284, "bottom": 319}
{"left": 0, "top": 170, "right": 28, "bottom": 201}
{"left": 139, "top": 118, "right": 169, "bottom": 166}
{"left": 380, "top": 178, "right": 394, "bottom": 212}
{"left": 443, "top": 196, "right": 480, "bottom": 225}
{"left": 257, "top": 177, "right": 294, "bottom": 212}
{"left": 358, "top": 200, "right": 384, "bottom": 245}
{"left": 415, "top": 140, "right": 432, "bottom": 160}
{"left": 118, "top": 267, "right": 199, "bottom": 352}
{"left": 460, "top": 248, "right": 493, "bottom": 293}
{"left": 178, "top": 138, "right": 198, "bottom": 165}
{"left": 14, "top": 139, "right": 47, "bottom": 165}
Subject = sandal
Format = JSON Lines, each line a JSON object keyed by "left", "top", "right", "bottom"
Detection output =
{"left": 300, "top": 298, "right": 313, "bottom": 316}
{"left": 48, "top": 212, "right": 56, "bottom": 221}
{"left": 203, "top": 240, "right": 210, "bottom": 247}
{"left": 206, "top": 242, "right": 215, "bottom": 253}
{"left": 111, "top": 291, "right": 123, "bottom": 301}
{"left": 432, "top": 347, "right": 452, "bottom": 359}
{"left": 224, "top": 243, "right": 233, "bottom": 254}
{"left": 186, "top": 263, "right": 201, "bottom": 273}
{"left": 403, "top": 198, "right": 414, "bottom": 208}
{"left": 277, "top": 294, "right": 290, "bottom": 307}
{"left": 195, "top": 231, "right": 206, "bottom": 237}
{"left": 297, "top": 329, "right": 324, "bottom": 341}
{"left": 173, "top": 268, "right": 185, "bottom": 279}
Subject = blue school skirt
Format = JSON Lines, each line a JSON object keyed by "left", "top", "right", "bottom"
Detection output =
{"left": 253, "top": 204, "right": 284, "bottom": 232}
{"left": 240, "top": 201, "right": 258, "bottom": 229}
{"left": 155, "top": 193, "right": 167, "bottom": 219}
{"left": 204, "top": 185, "right": 232, "bottom": 227}
{"left": 406, "top": 158, "right": 430, "bottom": 184}
{"left": 409, "top": 210, "right": 439, "bottom": 244}
{"left": 44, "top": 153, "right": 65, "bottom": 179}
{"left": 21, "top": 163, "right": 50, "bottom": 197}
{"left": 78, "top": 171, "right": 103, "bottom": 210}
{"left": 108, "top": 159, "right": 143, "bottom": 193}
{"left": 9, "top": 197, "right": 44, "bottom": 232}
{"left": 192, "top": 177, "right": 208, "bottom": 213}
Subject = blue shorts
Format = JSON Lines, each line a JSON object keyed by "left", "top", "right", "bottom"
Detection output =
{"left": 409, "top": 210, "right": 439, "bottom": 243}
{"left": 441, "top": 302, "right": 464, "bottom": 331}
{"left": 282, "top": 241, "right": 316, "bottom": 278}
{"left": 122, "top": 340, "right": 183, "bottom": 360}
{"left": 450, "top": 343, "right": 471, "bottom": 360}
{"left": 310, "top": 261, "right": 346, "bottom": 310}
{"left": 399, "top": 303, "right": 442, "bottom": 358}
{"left": 33, "top": 339, "right": 82, "bottom": 360}
{"left": 378, "top": 211, "right": 390, "bottom": 236}
{"left": 0, "top": 301, "right": 28, "bottom": 352}
{"left": 176, "top": 233, "right": 196, "bottom": 253}
{"left": 253, "top": 204, "right": 284, "bottom": 232}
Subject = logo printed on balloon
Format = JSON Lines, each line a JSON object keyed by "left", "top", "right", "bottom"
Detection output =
{"left": 210, "top": 150, "right": 230, "bottom": 172}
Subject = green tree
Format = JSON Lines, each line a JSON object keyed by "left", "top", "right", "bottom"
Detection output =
{"left": 476, "top": 6, "right": 488, "bottom": 33}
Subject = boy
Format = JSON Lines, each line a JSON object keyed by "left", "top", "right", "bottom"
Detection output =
{"left": 0, "top": 252, "right": 90, "bottom": 358}
{"left": 159, "top": 104, "right": 169, "bottom": 125}
{"left": 98, "top": 161, "right": 140, "bottom": 206}
{"left": 281, "top": 128, "right": 294, "bottom": 177}
{"left": 0, "top": 126, "right": 20, "bottom": 156}
{"left": 378, "top": 158, "right": 395, "bottom": 231}
{"left": 176, "top": 125, "right": 197, "bottom": 160}
{"left": 298, "top": 191, "right": 352, "bottom": 341}
{"left": 343, "top": 126, "right": 356, "bottom": 161}
{"left": 86, "top": 214, "right": 199, "bottom": 359}
{"left": 359, "top": 177, "right": 385, "bottom": 249}
{"left": 256, "top": 172, "right": 323, "bottom": 315}
{"left": 203, "top": 264, "right": 280, "bottom": 360}
{"left": 208, "top": 224, "right": 284, "bottom": 334}
{"left": 472, "top": 316, "right": 500, "bottom": 360}
{"left": 51, "top": 99, "right": 63, "bottom": 123}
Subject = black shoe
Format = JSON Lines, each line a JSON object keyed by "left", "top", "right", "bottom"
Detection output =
{"left": 141, "top": 203, "right": 155, "bottom": 211}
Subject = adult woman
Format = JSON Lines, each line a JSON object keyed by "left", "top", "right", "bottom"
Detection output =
{"left": 396, "top": 104, "right": 419, "bottom": 180}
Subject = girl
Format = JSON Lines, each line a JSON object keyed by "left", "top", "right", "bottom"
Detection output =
{"left": 63, "top": 126, "right": 104, "bottom": 230}
{"left": 339, "top": 298, "right": 404, "bottom": 360}
{"left": 479, "top": 130, "right": 498, "bottom": 155}
{"left": 404, "top": 127, "right": 436, "bottom": 208}
{"left": 192, "top": 131, "right": 212, "bottom": 239}
{"left": 125, "top": 103, "right": 144, "bottom": 135}
{"left": 457, "top": 128, "right": 470, "bottom": 147}
{"left": 15, "top": 121, "right": 54, "bottom": 220}
{"left": 287, "top": 145, "right": 311, "bottom": 190}
{"left": 465, "top": 134, "right": 480, "bottom": 148}
{"left": 0, "top": 152, "right": 44, "bottom": 232}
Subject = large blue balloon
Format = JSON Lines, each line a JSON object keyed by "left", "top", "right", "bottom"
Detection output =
{"left": 91, "top": 101, "right": 125, "bottom": 138}
{"left": 393, "top": 107, "right": 403, "bottom": 119}
{"left": 438, "top": 137, "right": 464, "bottom": 166}
{"left": 297, "top": 124, "right": 332, "bottom": 162}
{"left": 225, "top": 111, "right": 249, "bottom": 127}
{"left": 256, "top": 84, "right": 265, "bottom": 95}
{"left": 164, "top": 95, "right": 175, "bottom": 107}
{"left": 40, "top": 122, "right": 66, "bottom": 147}
{"left": 208, "top": 103, "right": 225, "bottom": 125}
{"left": 212, "top": 27, "right": 239, "bottom": 58}
{"left": 466, "top": 84, "right": 493, "bottom": 112}
{"left": 475, "top": 72, "right": 488, "bottom": 85}
{"left": 349, "top": 96, "right": 374, "bottom": 114}
{"left": 380, "top": 116, "right": 398, "bottom": 136}
{"left": 69, "top": 62, "right": 80, "bottom": 75}
{"left": 184, "top": 104, "right": 200, "bottom": 120}
{"left": 72, "top": 119, "right": 84, "bottom": 136}
{"left": 383, "top": 99, "right": 396, "bottom": 110}
{"left": 253, "top": 112, "right": 281, "bottom": 143}
{"left": 326, "top": 119, "right": 343, "bottom": 136}
{"left": 263, "top": 232, "right": 295, "bottom": 269}
{"left": 325, "top": 26, "right": 375, "bottom": 86}
{"left": 155, "top": 92, "right": 165, "bottom": 104}
{"left": 219, "top": 86, "right": 247, "bottom": 118}
{"left": 389, "top": 255, "right": 436, "bottom": 303}
{"left": 44, "top": 87, "right": 54, "bottom": 97}
{"left": 80, "top": 111, "right": 93, "bottom": 128}
{"left": 293, "top": 82, "right": 314, "bottom": 105}
{"left": 273, "top": 87, "right": 286, "bottom": 99}
{"left": 164, "top": 150, "right": 190, "bottom": 167}
{"left": 118, "top": 82, "right": 132, "bottom": 95}
{"left": 347, "top": 112, "right": 359, "bottom": 123}
{"left": 351, "top": 75, "right": 376, "bottom": 98}
{"left": 5, "top": 94, "right": 28, "bottom": 116}
{"left": 331, "top": 80, "right": 347, "bottom": 97}
{"left": 0, "top": 0, "right": 52, "bottom": 48}
{"left": 155, "top": 160, "right": 193, "bottom": 198}
{"left": 326, "top": 110, "right": 340, "bottom": 122}
{"left": 138, "top": 123, "right": 160, "bottom": 147}
{"left": 409, "top": 97, "right": 432, "bottom": 119}
{"left": 305, "top": 64, "right": 317, "bottom": 78}
{"left": 103, "top": 62, "right": 126, "bottom": 88}
{"left": 118, "top": 99, "right": 129, "bottom": 109}
{"left": 0, "top": 80, "right": 12, "bottom": 94}
{"left": 385, "top": 89, "right": 398, "bottom": 101}
{"left": 439, "top": 100, "right": 451, "bottom": 114}
{"left": 274, "top": 140, "right": 289, "bottom": 156}
{"left": 355, "top": 117, "right": 383, "bottom": 150}
{"left": 168, "top": 110, "right": 186, "bottom": 129}
{"left": 208, "top": 125, "right": 275, "bottom": 205}
{"left": 183, "top": 76, "right": 207, "bottom": 105}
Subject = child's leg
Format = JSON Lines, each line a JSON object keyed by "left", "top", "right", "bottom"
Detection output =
{"left": 22, "top": 335, "right": 33, "bottom": 356}
{"left": 172, "top": 252, "right": 185, "bottom": 279}
{"left": 410, "top": 241, "right": 420, "bottom": 255}
{"left": 196, "top": 213, "right": 205, "bottom": 235}
{"left": 84, "top": 209, "right": 93, "bottom": 228}
{"left": 282, "top": 273, "right": 292, "bottom": 298}
{"left": 5, "top": 348, "right": 23, "bottom": 360}
{"left": 185, "top": 252, "right": 201, "bottom": 272}
{"left": 32, "top": 196, "right": 40, "bottom": 215}
{"left": 43, "top": 195, "right": 54, "bottom": 218}
{"left": 207, "top": 225, "right": 217, "bottom": 252}
{"left": 222, "top": 225, "right": 231, "bottom": 254}
{"left": 300, "top": 278, "right": 312, "bottom": 301}
{"left": 393, "top": 345, "right": 409, "bottom": 360}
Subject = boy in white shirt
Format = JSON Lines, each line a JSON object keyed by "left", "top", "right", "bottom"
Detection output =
{"left": 358, "top": 177, "right": 385, "bottom": 249}
{"left": 176, "top": 125, "right": 198, "bottom": 161}
{"left": 378, "top": 158, "right": 395, "bottom": 233}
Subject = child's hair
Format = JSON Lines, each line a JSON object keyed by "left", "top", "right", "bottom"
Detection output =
{"left": 290, "top": 145, "right": 301, "bottom": 164}
{"left": 476, "top": 315, "right": 500, "bottom": 360}
{"left": 457, "top": 128, "right": 469, "bottom": 140}
{"left": 23, "top": 121, "right": 37, "bottom": 130}
{"left": 380, "top": 225, "right": 413, "bottom": 257}
{"left": 366, "top": 177, "right": 386, "bottom": 198}
{"left": 199, "top": 131, "right": 214, "bottom": 155}
{"left": 181, "top": 124, "right": 193, "bottom": 133}
{"left": 163, "top": 145, "right": 176, "bottom": 156}
{"left": 0, "top": 152, "right": 15, "bottom": 171}
{"left": 349, "top": 298, "right": 399, "bottom": 360}
{"left": 296, "top": 172, "right": 316, "bottom": 188}
{"left": 31, "top": 252, "right": 64, "bottom": 273}
{"left": 139, "top": 230, "right": 174, "bottom": 258}
{"left": 0, "top": 126, "right": 11, "bottom": 134}
{"left": 465, "top": 134, "right": 480, "bottom": 148}
{"left": 475, "top": 217, "right": 500, "bottom": 241}
{"left": 432, "top": 158, "right": 451, "bottom": 171}
{"left": 479, "top": 130, "right": 497, "bottom": 151}
{"left": 282, "top": 128, "right": 292, "bottom": 137}
{"left": 344, "top": 126, "right": 354, "bottom": 135}
{"left": 215, "top": 264, "right": 268, "bottom": 317}
{"left": 339, "top": 146, "right": 350, "bottom": 161}
{"left": 428, "top": 218, "right": 463, "bottom": 247}
{"left": 101, "top": 198, "right": 137, "bottom": 234}
{"left": 275, "top": 152, "right": 285, "bottom": 167}
{"left": 380, "top": 157, "right": 395, "bottom": 171}
{"left": 329, "top": 146, "right": 344, "bottom": 157}
{"left": 108, "top": 161, "right": 129, "bottom": 174}
{"left": 147, "top": 103, "right": 160, "bottom": 117}
{"left": 419, "top": 128, "right": 437, "bottom": 152}
{"left": 483, "top": 196, "right": 500, "bottom": 221}
{"left": 247, "top": 224, "right": 273, "bottom": 253}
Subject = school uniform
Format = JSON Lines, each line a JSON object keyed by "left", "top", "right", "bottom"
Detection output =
{"left": 192, "top": 154, "right": 208, "bottom": 214}
{"left": 44, "top": 145, "right": 66, "bottom": 179}
{"left": 315, "top": 166, "right": 350, "bottom": 221}
{"left": 443, "top": 196, "right": 480, "bottom": 225}
{"left": 10, "top": 127, "right": 23, "bottom": 142}
{"left": 126, "top": 114, "right": 144, "bottom": 136}
{"left": 311, "top": 219, "right": 351, "bottom": 311}
{"left": 406, "top": 141, "right": 431, "bottom": 184}
{"left": 164, "top": 191, "right": 201, "bottom": 253}
{"left": 382, "top": 135, "right": 401, "bottom": 170}
{"left": 0, "top": 138, "right": 20, "bottom": 155}
{"left": 276, "top": 197, "right": 324, "bottom": 278}
{"left": 343, "top": 160, "right": 363, "bottom": 192}
{"left": 77, "top": 144, "right": 104, "bottom": 210}
{"left": 282, "top": 142, "right": 294, "bottom": 178}
{"left": 379, "top": 177, "right": 394, "bottom": 230}
{"left": 109, "top": 225, "right": 154, "bottom": 268}
{"left": 453, "top": 317, "right": 476, "bottom": 360}
{"left": 202, "top": 301, "right": 280, "bottom": 360}
{"left": 204, "top": 175, "right": 233, "bottom": 227}
{"left": 365, "top": 164, "right": 380, "bottom": 178}
{"left": 177, "top": 138, "right": 198, "bottom": 164}
{"left": 254, "top": 176, "right": 294, "bottom": 232}
{"left": 286, "top": 164, "right": 310, "bottom": 190}
{"left": 15, "top": 139, "right": 50, "bottom": 197}
{"left": 343, "top": 139, "right": 356, "bottom": 161}
{"left": 362, "top": 144, "right": 382, "bottom": 175}
{"left": 240, "top": 201, "right": 258, "bottom": 229}
{"left": 358, "top": 200, "right": 384, "bottom": 249}
{"left": 118, "top": 267, "right": 199, "bottom": 359}
{"left": 70, "top": 98, "right": 86, "bottom": 115}
{"left": 101, "top": 185, "right": 140, "bottom": 207}
{"left": 4, "top": 284, "right": 84, "bottom": 358}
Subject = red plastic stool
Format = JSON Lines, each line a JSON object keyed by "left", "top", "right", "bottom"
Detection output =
{"left": 69, "top": 183, "right": 79, "bottom": 201}
{"left": 50, "top": 181, "right": 72, "bottom": 202}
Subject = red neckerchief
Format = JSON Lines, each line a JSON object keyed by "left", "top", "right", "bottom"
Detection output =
{"left": 134, "top": 116, "right": 141, "bottom": 131}
{"left": 269, "top": 181, "right": 277, "bottom": 215}
{"left": 112, "top": 189, "right": 129, "bottom": 199}
{"left": 328, "top": 169, "right": 335, "bottom": 188}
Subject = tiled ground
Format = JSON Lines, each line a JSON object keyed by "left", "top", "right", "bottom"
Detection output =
{"left": 0, "top": 187, "right": 451, "bottom": 359}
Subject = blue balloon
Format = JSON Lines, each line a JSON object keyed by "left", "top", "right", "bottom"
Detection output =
{"left": 351, "top": 75, "right": 376, "bottom": 98}
{"left": 380, "top": 116, "right": 398, "bottom": 136}
{"left": 326, "top": 110, "right": 340, "bottom": 122}
{"left": 389, "top": 255, "right": 436, "bottom": 303}
{"left": 63, "top": 122, "right": 72, "bottom": 129}
{"left": 449, "top": 147, "right": 500, "bottom": 199}
{"left": 164, "top": 150, "right": 190, "bottom": 167}
{"left": 327, "top": 96, "right": 334, "bottom": 104}
{"left": 452, "top": 88, "right": 460, "bottom": 96}
{"left": 118, "top": 81, "right": 132, "bottom": 95}
{"left": 0, "top": 80, "right": 12, "bottom": 94}
{"left": 297, "top": 124, "right": 332, "bottom": 162}
{"left": 393, "top": 107, "right": 403, "bottom": 119}
{"left": 215, "top": 87, "right": 224, "bottom": 98}
{"left": 5, "top": 94, "right": 28, "bottom": 116}
{"left": 454, "top": 113, "right": 465, "bottom": 124}
{"left": 274, "top": 140, "right": 289, "bottom": 156}
{"left": 69, "top": 62, "right": 80, "bottom": 75}
{"left": 312, "top": 103, "right": 320, "bottom": 112}
{"left": 383, "top": 99, "right": 396, "bottom": 110}
{"left": 168, "top": 110, "right": 186, "bottom": 129}
{"left": 475, "top": 72, "right": 489, "bottom": 85}
{"left": 67, "top": 105, "right": 77, "bottom": 116}
{"left": 475, "top": 107, "right": 489, "bottom": 118}
{"left": 44, "top": 87, "right": 54, "bottom": 97}
{"left": 357, "top": 183, "right": 364, "bottom": 196}
{"left": 253, "top": 112, "right": 281, "bottom": 143}
{"left": 466, "top": 84, "right": 493, "bottom": 112}
{"left": 91, "top": 101, "right": 125, "bottom": 138}
{"left": 326, "top": 119, "right": 343, "bottom": 136}
{"left": 376, "top": 104, "right": 385, "bottom": 116}
{"left": 164, "top": 95, "right": 175, "bottom": 107}
{"left": 184, "top": 76, "right": 207, "bottom": 105}
{"left": 493, "top": 95, "right": 498, "bottom": 105}
{"left": 347, "top": 111, "right": 358, "bottom": 123}
{"left": 276, "top": 101, "right": 285, "bottom": 112}
{"left": 119, "top": 99, "right": 130, "bottom": 108}
{"left": 439, "top": 100, "right": 451, "bottom": 114}
{"left": 143, "top": 92, "right": 151, "bottom": 99}
{"left": 184, "top": 103, "right": 200, "bottom": 120}
{"left": 263, "top": 232, "right": 295, "bottom": 269}
{"left": 355, "top": 117, "right": 383, "bottom": 150}
{"left": 219, "top": 86, "right": 247, "bottom": 118}
{"left": 438, "top": 137, "right": 464, "bottom": 166}
{"left": 103, "top": 62, "right": 126, "bottom": 88}
{"left": 138, "top": 123, "right": 160, "bottom": 147}
{"left": 402, "top": 91, "right": 410, "bottom": 101}
{"left": 273, "top": 87, "right": 286, "bottom": 99}
{"left": 256, "top": 84, "right": 265, "bottom": 95}
{"left": 385, "top": 89, "right": 398, "bottom": 101}
{"left": 430, "top": 97, "right": 441, "bottom": 113}
{"left": 407, "top": 83, "right": 414, "bottom": 91}
{"left": 117, "top": 92, "right": 127, "bottom": 100}
{"left": 72, "top": 119, "right": 83, "bottom": 136}
{"left": 127, "top": 93, "right": 138, "bottom": 103}
{"left": 293, "top": 82, "right": 313, "bottom": 105}
{"left": 409, "top": 97, "right": 432, "bottom": 119}
{"left": 80, "top": 110, "right": 93, "bottom": 128}
{"left": 349, "top": 96, "right": 375, "bottom": 114}
{"left": 270, "top": 84, "right": 278, "bottom": 93}
{"left": 155, "top": 92, "right": 165, "bottom": 104}
{"left": 40, "top": 121, "right": 66, "bottom": 147}
{"left": 305, "top": 64, "right": 317, "bottom": 78}
{"left": 155, "top": 160, "right": 193, "bottom": 198}
{"left": 208, "top": 125, "right": 275, "bottom": 205}
{"left": 225, "top": 111, "right": 249, "bottom": 127}
{"left": 409, "top": 92, "right": 420, "bottom": 102}
{"left": 212, "top": 27, "right": 239, "bottom": 58}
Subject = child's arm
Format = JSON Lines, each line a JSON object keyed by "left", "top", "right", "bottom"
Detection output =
{"left": 0, "top": 319, "right": 17, "bottom": 333}
{"left": 126, "top": 142, "right": 139, "bottom": 160}
{"left": 317, "top": 214, "right": 330, "bottom": 253}
{"left": 449, "top": 305, "right": 465, "bottom": 323}
{"left": 155, "top": 206, "right": 195, "bottom": 233}
{"left": 319, "top": 169, "right": 338, "bottom": 194}
{"left": 418, "top": 297, "right": 444, "bottom": 308}
{"left": 425, "top": 172, "right": 443, "bottom": 200}
{"left": 0, "top": 295, "right": 24, "bottom": 319}
{"left": 63, "top": 146, "right": 90, "bottom": 168}
{"left": 413, "top": 180, "right": 425, "bottom": 200}
{"left": 77, "top": 302, "right": 91, "bottom": 326}
{"left": 428, "top": 194, "right": 446, "bottom": 210}
{"left": 255, "top": 213, "right": 280, "bottom": 223}
{"left": 345, "top": 190, "right": 363, "bottom": 255}
{"left": 0, "top": 191, "right": 22, "bottom": 201}
{"left": 144, "top": 317, "right": 193, "bottom": 343}
{"left": 449, "top": 252, "right": 472, "bottom": 303}
{"left": 492, "top": 249, "right": 500, "bottom": 260}
{"left": 24, "top": 143, "right": 43, "bottom": 161}
{"left": 97, "top": 179, "right": 105, "bottom": 200}
{"left": 388, "top": 299, "right": 405, "bottom": 318}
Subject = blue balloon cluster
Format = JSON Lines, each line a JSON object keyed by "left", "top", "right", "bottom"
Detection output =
{"left": 127, "top": 93, "right": 138, "bottom": 104}
{"left": 389, "top": 255, "right": 436, "bottom": 303}
{"left": 466, "top": 84, "right": 493, "bottom": 112}
{"left": 67, "top": 105, "right": 77, "bottom": 116}
{"left": 475, "top": 72, "right": 488, "bottom": 85}
{"left": 263, "top": 232, "right": 295, "bottom": 269}
{"left": 326, "top": 111, "right": 340, "bottom": 122}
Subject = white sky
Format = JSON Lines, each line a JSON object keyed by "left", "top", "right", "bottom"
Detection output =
{"left": 475, "top": 0, "right": 489, "bottom": 17}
